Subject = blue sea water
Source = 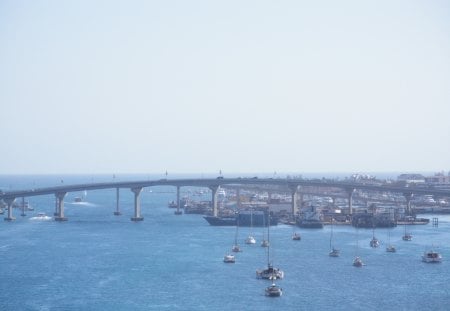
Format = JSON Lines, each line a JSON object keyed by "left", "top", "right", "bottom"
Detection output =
{"left": 1, "top": 175, "right": 449, "bottom": 310}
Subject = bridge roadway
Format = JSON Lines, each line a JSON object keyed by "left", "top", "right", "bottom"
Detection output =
{"left": 1, "top": 178, "right": 450, "bottom": 222}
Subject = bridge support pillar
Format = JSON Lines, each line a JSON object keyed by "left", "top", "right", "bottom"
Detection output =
{"left": 403, "top": 192, "right": 413, "bottom": 216}
{"left": 4, "top": 198, "right": 16, "bottom": 221}
{"left": 55, "top": 192, "right": 68, "bottom": 221}
{"left": 174, "top": 186, "right": 182, "bottom": 215}
{"left": 20, "top": 197, "right": 26, "bottom": 217}
{"left": 54, "top": 196, "right": 59, "bottom": 216}
{"left": 114, "top": 188, "right": 121, "bottom": 215}
{"left": 298, "top": 192, "right": 304, "bottom": 209}
{"left": 131, "top": 187, "right": 144, "bottom": 221}
{"left": 289, "top": 185, "right": 299, "bottom": 217}
{"left": 209, "top": 185, "right": 219, "bottom": 217}
{"left": 346, "top": 188, "right": 355, "bottom": 216}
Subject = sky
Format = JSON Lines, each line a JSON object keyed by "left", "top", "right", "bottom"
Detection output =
{"left": 1, "top": 0, "right": 449, "bottom": 175}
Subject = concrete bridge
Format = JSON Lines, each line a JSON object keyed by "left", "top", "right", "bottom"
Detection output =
{"left": 1, "top": 177, "right": 450, "bottom": 222}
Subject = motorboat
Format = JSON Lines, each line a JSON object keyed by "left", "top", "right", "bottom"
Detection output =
{"left": 422, "top": 250, "right": 442, "bottom": 263}
{"left": 353, "top": 256, "right": 364, "bottom": 267}
{"left": 265, "top": 283, "right": 282, "bottom": 297}
{"left": 223, "top": 254, "right": 235, "bottom": 263}
{"left": 245, "top": 235, "right": 256, "bottom": 244}
{"left": 329, "top": 248, "right": 340, "bottom": 257}
{"left": 30, "top": 213, "right": 52, "bottom": 221}
{"left": 292, "top": 232, "right": 301, "bottom": 240}
{"left": 386, "top": 245, "right": 396, "bottom": 253}
{"left": 261, "top": 239, "right": 269, "bottom": 247}
{"left": 370, "top": 237, "right": 380, "bottom": 248}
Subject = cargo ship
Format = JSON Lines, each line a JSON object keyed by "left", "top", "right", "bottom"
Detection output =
{"left": 204, "top": 210, "right": 278, "bottom": 226}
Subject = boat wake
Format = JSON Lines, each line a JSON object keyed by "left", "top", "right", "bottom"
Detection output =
{"left": 68, "top": 201, "right": 97, "bottom": 207}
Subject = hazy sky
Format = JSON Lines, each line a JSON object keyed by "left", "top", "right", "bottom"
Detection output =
{"left": 1, "top": 0, "right": 449, "bottom": 175}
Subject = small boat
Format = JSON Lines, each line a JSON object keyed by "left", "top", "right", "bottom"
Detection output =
{"left": 232, "top": 219, "right": 242, "bottom": 252}
{"left": 245, "top": 235, "right": 256, "bottom": 244}
{"left": 168, "top": 201, "right": 178, "bottom": 208}
{"left": 257, "top": 214, "right": 284, "bottom": 280}
{"left": 265, "top": 282, "right": 283, "bottom": 297}
{"left": 369, "top": 219, "right": 380, "bottom": 248}
{"left": 370, "top": 237, "right": 380, "bottom": 248}
{"left": 260, "top": 215, "right": 269, "bottom": 247}
{"left": 74, "top": 197, "right": 83, "bottom": 203}
{"left": 329, "top": 248, "right": 340, "bottom": 257}
{"left": 402, "top": 233, "right": 412, "bottom": 241}
{"left": 174, "top": 210, "right": 182, "bottom": 215}
{"left": 402, "top": 219, "right": 412, "bottom": 241}
{"left": 353, "top": 256, "right": 364, "bottom": 267}
{"left": 30, "top": 213, "right": 52, "bottom": 221}
{"left": 386, "top": 221, "right": 396, "bottom": 252}
{"left": 246, "top": 209, "right": 256, "bottom": 244}
{"left": 223, "top": 254, "right": 235, "bottom": 263}
{"left": 292, "top": 232, "right": 301, "bottom": 241}
{"left": 386, "top": 245, "right": 396, "bottom": 253}
{"left": 328, "top": 218, "right": 339, "bottom": 256}
{"left": 257, "top": 263, "right": 284, "bottom": 280}
{"left": 353, "top": 228, "right": 363, "bottom": 266}
{"left": 422, "top": 250, "right": 442, "bottom": 263}
{"left": 231, "top": 245, "right": 242, "bottom": 252}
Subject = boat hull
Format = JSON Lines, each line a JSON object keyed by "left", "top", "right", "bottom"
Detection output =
{"left": 204, "top": 211, "right": 278, "bottom": 227}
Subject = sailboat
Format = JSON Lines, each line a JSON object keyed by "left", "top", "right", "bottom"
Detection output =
{"left": 370, "top": 227, "right": 380, "bottom": 248}
{"left": 256, "top": 214, "right": 284, "bottom": 280}
{"left": 232, "top": 215, "right": 242, "bottom": 252}
{"left": 353, "top": 227, "right": 364, "bottom": 267}
{"left": 329, "top": 218, "right": 340, "bottom": 257}
{"left": 223, "top": 253, "right": 235, "bottom": 263}
{"left": 402, "top": 219, "right": 412, "bottom": 241}
{"left": 245, "top": 209, "right": 256, "bottom": 244}
{"left": 386, "top": 209, "right": 396, "bottom": 252}
{"left": 369, "top": 210, "right": 380, "bottom": 248}
{"left": 261, "top": 213, "right": 269, "bottom": 247}
{"left": 292, "top": 231, "right": 301, "bottom": 241}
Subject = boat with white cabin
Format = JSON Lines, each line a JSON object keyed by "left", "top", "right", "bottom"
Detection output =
{"left": 422, "top": 250, "right": 442, "bottom": 263}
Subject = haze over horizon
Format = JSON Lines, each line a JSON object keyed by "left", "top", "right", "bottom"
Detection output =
{"left": 1, "top": 1, "right": 449, "bottom": 175}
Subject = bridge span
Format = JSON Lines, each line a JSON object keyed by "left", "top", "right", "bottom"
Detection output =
{"left": 1, "top": 177, "right": 450, "bottom": 222}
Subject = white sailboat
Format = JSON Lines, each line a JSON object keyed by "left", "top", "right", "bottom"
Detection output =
{"left": 232, "top": 216, "right": 242, "bottom": 252}
{"left": 402, "top": 220, "right": 412, "bottom": 241}
{"left": 386, "top": 213, "right": 396, "bottom": 252}
{"left": 329, "top": 218, "right": 340, "bottom": 257}
{"left": 369, "top": 213, "right": 380, "bottom": 248}
{"left": 261, "top": 213, "right": 269, "bottom": 247}
{"left": 245, "top": 208, "right": 256, "bottom": 244}
{"left": 353, "top": 228, "right": 364, "bottom": 267}
{"left": 256, "top": 214, "right": 284, "bottom": 280}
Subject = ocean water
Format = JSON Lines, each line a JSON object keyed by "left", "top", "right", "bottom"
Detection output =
{"left": 0, "top": 175, "right": 449, "bottom": 310}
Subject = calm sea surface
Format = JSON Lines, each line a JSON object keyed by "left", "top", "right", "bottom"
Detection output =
{"left": 0, "top": 175, "right": 449, "bottom": 310}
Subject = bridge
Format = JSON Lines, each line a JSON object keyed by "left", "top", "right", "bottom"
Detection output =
{"left": 1, "top": 177, "right": 450, "bottom": 221}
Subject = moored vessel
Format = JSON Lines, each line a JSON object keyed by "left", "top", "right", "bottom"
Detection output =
{"left": 422, "top": 250, "right": 442, "bottom": 263}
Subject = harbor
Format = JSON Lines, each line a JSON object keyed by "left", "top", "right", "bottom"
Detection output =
{"left": 0, "top": 173, "right": 449, "bottom": 310}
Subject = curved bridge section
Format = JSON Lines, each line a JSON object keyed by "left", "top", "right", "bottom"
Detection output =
{"left": 1, "top": 178, "right": 450, "bottom": 222}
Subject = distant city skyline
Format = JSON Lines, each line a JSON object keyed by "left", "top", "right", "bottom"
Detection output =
{"left": 1, "top": 1, "right": 449, "bottom": 174}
